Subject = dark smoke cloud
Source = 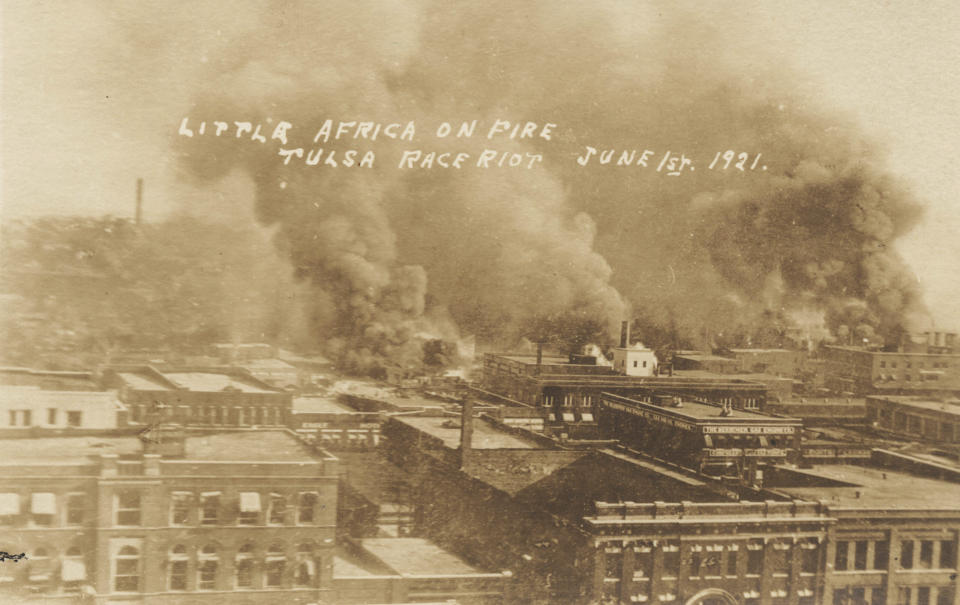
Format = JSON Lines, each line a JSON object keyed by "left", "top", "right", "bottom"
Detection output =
{"left": 176, "top": 1, "right": 926, "bottom": 366}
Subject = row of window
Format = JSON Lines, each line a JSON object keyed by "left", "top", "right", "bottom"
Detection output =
{"left": 113, "top": 542, "right": 320, "bottom": 593}
{"left": 0, "top": 490, "right": 323, "bottom": 527}
{"left": 835, "top": 539, "right": 956, "bottom": 571}
{"left": 878, "top": 360, "right": 953, "bottom": 369}
{"left": 128, "top": 490, "right": 321, "bottom": 527}
{"left": 603, "top": 540, "right": 820, "bottom": 581}
{"left": 129, "top": 404, "right": 283, "bottom": 426}
{"left": 0, "top": 545, "right": 86, "bottom": 587}
{"left": 0, "top": 492, "right": 84, "bottom": 526}
{"left": 6, "top": 409, "right": 83, "bottom": 427}
{"left": 833, "top": 585, "right": 954, "bottom": 605}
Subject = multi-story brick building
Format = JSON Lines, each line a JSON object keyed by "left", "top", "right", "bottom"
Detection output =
{"left": 0, "top": 427, "right": 338, "bottom": 603}
{"left": 866, "top": 395, "right": 960, "bottom": 444}
{"left": 101, "top": 366, "right": 292, "bottom": 428}
{"left": 481, "top": 353, "right": 769, "bottom": 438}
{"left": 823, "top": 346, "right": 960, "bottom": 396}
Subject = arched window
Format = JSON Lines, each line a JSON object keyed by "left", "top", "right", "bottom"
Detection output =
{"left": 265, "top": 544, "right": 285, "bottom": 587}
{"left": 114, "top": 545, "right": 140, "bottom": 592}
{"left": 29, "top": 546, "right": 53, "bottom": 583}
{"left": 197, "top": 544, "right": 218, "bottom": 590}
{"left": 62, "top": 546, "right": 86, "bottom": 589}
{"left": 168, "top": 545, "right": 188, "bottom": 591}
{"left": 235, "top": 543, "right": 254, "bottom": 589}
{"left": 295, "top": 543, "right": 315, "bottom": 587}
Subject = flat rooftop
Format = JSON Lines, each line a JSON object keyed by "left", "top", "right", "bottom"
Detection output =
{"left": 0, "top": 386, "right": 124, "bottom": 409}
{"left": 360, "top": 538, "right": 482, "bottom": 576}
{"left": 603, "top": 393, "right": 798, "bottom": 423}
{"left": 773, "top": 464, "right": 960, "bottom": 509}
{"left": 870, "top": 396, "right": 960, "bottom": 417}
{"left": 396, "top": 416, "right": 541, "bottom": 449}
{"left": 0, "top": 430, "right": 325, "bottom": 464}
{"left": 496, "top": 354, "right": 579, "bottom": 365}
{"left": 117, "top": 371, "right": 173, "bottom": 391}
{"left": 293, "top": 396, "right": 359, "bottom": 414}
{"left": 163, "top": 372, "right": 276, "bottom": 393}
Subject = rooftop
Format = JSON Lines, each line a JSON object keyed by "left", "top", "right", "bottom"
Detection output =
{"left": 0, "top": 430, "right": 325, "bottom": 464}
{"left": 0, "top": 386, "right": 124, "bottom": 410}
{"left": 869, "top": 396, "right": 960, "bottom": 417}
{"left": 293, "top": 396, "right": 359, "bottom": 414}
{"left": 395, "top": 415, "right": 542, "bottom": 449}
{"left": 163, "top": 372, "right": 276, "bottom": 393}
{"left": 360, "top": 538, "right": 483, "bottom": 576}
{"left": 117, "top": 371, "right": 173, "bottom": 391}
{"left": 772, "top": 464, "right": 960, "bottom": 509}
{"left": 603, "top": 393, "right": 799, "bottom": 424}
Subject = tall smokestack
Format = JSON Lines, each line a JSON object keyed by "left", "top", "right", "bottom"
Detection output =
{"left": 135, "top": 178, "right": 143, "bottom": 226}
{"left": 459, "top": 398, "right": 473, "bottom": 469}
{"left": 620, "top": 320, "right": 630, "bottom": 348}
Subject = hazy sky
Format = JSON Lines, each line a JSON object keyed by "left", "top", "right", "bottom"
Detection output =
{"left": 2, "top": 1, "right": 958, "bottom": 329}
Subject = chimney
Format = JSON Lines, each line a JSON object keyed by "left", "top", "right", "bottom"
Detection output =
{"left": 535, "top": 342, "right": 543, "bottom": 375}
{"left": 459, "top": 398, "right": 473, "bottom": 469}
{"left": 620, "top": 321, "right": 630, "bottom": 348}
{"left": 135, "top": 178, "right": 143, "bottom": 226}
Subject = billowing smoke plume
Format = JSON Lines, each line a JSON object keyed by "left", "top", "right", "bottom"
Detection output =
{"left": 176, "top": 1, "right": 926, "bottom": 367}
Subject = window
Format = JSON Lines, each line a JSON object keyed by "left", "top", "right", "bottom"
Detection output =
{"left": 22, "top": 410, "right": 32, "bottom": 426}
{"left": 725, "top": 547, "right": 738, "bottom": 576}
{"left": 62, "top": 546, "right": 86, "bottom": 588}
{"left": 170, "top": 492, "right": 191, "bottom": 525}
{"left": 295, "top": 543, "right": 314, "bottom": 587}
{"left": 268, "top": 493, "right": 286, "bottom": 524}
{"left": 898, "top": 587, "right": 913, "bottom": 605}
{"left": 800, "top": 540, "right": 819, "bottom": 574}
{"left": 854, "top": 540, "right": 868, "bottom": 570}
{"left": 201, "top": 492, "right": 220, "bottom": 525}
{"left": 0, "top": 492, "right": 20, "bottom": 524}
{"left": 30, "top": 492, "right": 55, "bottom": 526}
{"left": 265, "top": 545, "right": 285, "bottom": 587}
{"left": 662, "top": 543, "right": 680, "bottom": 578}
{"left": 115, "top": 491, "right": 141, "bottom": 526}
{"left": 835, "top": 540, "right": 849, "bottom": 571}
{"left": 604, "top": 549, "right": 622, "bottom": 580}
{"left": 874, "top": 540, "right": 889, "bottom": 570}
{"left": 746, "top": 542, "right": 763, "bottom": 576}
{"left": 688, "top": 550, "right": 702, "bottom": 578}
{"left": 918, "top": 587, "right": 931, "bottom": 605}
{"left": 236, "top": 544, "right": 254, "bottom": 589}
{"left": 66, "top": 494, "right": 85, "bottom": 526}
{"left": 938, "top": 588, "right": 955, "bottom": 605}
{"left": 47, "top": 408, "right": 57, "bottom": 424}
{"left": 633, "top": 361, "right": 638, "bottom": 368}
{"left": 940, "top": 540, "right": 956, "bottom": 569}
{"left": 297, "top": 492, "right": 317, "bottom": 524}
{"left": 238, "top": 492, "right": 260, "bottom": 525}
{"left": 919, "top": 540, "right": 934, "bottom": 568}
{"left": 67, "top": 411, "right": 82, "bottom": 427}
{"left": 870, "top": 588, "right": 887, "bottom": 605}
{"left": 169, "top": 545, "right": 188, "bottom": 591}
{"left": 114, "top": 545, "right": 140, "bottom": 592}
{"left": 29, "top": 547, "right": 52, "bottom": 583}
{"left": 198, "top": 544, "right": 218, "bottom": 590}
{"left": 900, "top": 540, "right": 914, "bottom": 569}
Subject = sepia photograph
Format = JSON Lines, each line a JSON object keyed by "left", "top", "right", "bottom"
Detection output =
{"left": 1, "top": 1, "right": 959, "bottom": 604}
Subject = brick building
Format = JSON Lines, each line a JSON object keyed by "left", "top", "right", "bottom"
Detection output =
{"left": 0, "top": 428, "right": 338, "bottom": 603}
{"left": 101, "top": 366, "right": 292, "bottom": 428}
{"left": 823, "top": 346, "right": 960, "bottom": 395}
{"left": 481, "top": 353, "right": 769, "bottom": 437}
{"left": 866, "top": 395, "right": 960, "bottom": 444}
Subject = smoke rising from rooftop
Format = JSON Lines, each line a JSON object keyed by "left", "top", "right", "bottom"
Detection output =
{"left": 176, "top": 1, "right": 927, "bottom": 364}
